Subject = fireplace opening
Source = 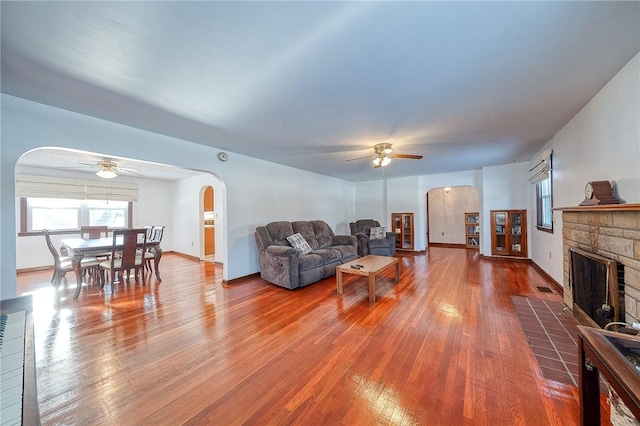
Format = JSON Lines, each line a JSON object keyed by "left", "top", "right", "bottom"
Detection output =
{"left": 570, "top": 247, "right": 624, "bottom": 328}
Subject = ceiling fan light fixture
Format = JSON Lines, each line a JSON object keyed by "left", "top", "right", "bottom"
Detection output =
{"left": 373, "top": 143, "right": 394, "bottom": 155}
{"left": 96, "top": 167, "right": 117, "bottom": 179}
{"left": 373, "top": 154, "right": 392, "bottom": 168}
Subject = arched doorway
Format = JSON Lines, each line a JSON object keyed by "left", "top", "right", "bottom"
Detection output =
{"left": 426, "top": 185, "right": 480, "bottom": 248}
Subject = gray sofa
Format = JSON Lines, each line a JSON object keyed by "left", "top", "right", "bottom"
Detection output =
{"left": 349, "top": 219, "right": 396, "bottom": 257}
{"left": 254, "top": 220, "right": 357, "bottom": 289}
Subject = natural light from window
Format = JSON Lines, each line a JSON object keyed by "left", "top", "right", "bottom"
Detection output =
{"left": 28, "top": 198, "right": 128, "bottom": 231}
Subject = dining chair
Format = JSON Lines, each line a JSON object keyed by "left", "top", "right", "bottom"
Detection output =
{"left": 99, "top": 228, "right": 147, "bottom": 287}
{"left": 81, "top": 225, "right": 109, "bottom": 239}
{"left": 125, "top": 225, "right": 158, "bottom": 279}
{"left": 144, "top": 225, "right": 165, "bottom": 272}
{"left": 43, "top": 229, "right": 100, "bottom": 287}
{"left": 144, "top": 225, "right": 154, "bottom": 240}
{"left": 81, "top": 225, "right": 111, "bottom": 265}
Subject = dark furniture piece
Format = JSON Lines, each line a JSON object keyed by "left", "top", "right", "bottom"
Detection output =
{"left": 349, "top": 219, "right": 396, "bottom": 257}
{"left": 99, "top": 228, "right": 147, "bottom": 288}
{"left": 143, "top": 225, "right": 165, "bottom": 272}
{"left": 490, "top": 210, "right": 527, "bottom": 257}
{"left": 81, "top": 225, "right": 111, "bottom": 262}
{"left": 255, "top": 220, "right": 357, "bottom": 289}
{"left": 44, "top": 229, "right": 100, "bottom": 287}
{"left": 80, "top": 225, "right": 109, "bottom": 239}
{"left": 391, "top": 213, "right": 414, "bottom": 251}
{"left": 61, "top": 233, "right": 163, "bottom": 299}
{"left": 578, "top": 325, "right": 640, "bottom": 425}
{"left": 465, "top": 212, "right": 480, "bottom": 248}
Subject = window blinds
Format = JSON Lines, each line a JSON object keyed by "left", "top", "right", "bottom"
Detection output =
{"left": 528, "top": 149, "right": 552, "bottom": 184}
{"left": 15, "top": 174, "right": 138, "bottom": 201}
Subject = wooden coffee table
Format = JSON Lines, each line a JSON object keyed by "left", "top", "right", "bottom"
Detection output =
{"left": 336, "top": 255, "right": 400, "bottom": 302}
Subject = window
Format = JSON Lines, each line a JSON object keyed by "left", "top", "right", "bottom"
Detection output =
{"left": 24, "top": 198, "right": 129, "bottom": 232}
{"left": 536, "top": 174, "right": 553, "bottom": 231}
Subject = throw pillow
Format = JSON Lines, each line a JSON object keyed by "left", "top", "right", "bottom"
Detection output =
{"left": 286, "top": 233, "right": 313, "bottom": 255}
{"left": 369, "top": 227, "right": 386, "bottom": 240}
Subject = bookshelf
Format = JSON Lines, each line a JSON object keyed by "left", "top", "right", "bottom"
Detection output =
{"left": 465, "top": 212, "right": 480, "bottom": 249}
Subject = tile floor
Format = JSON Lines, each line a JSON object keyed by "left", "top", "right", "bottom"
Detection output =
{"left": 512, "top": 296, "right": 581, "bottom": 387}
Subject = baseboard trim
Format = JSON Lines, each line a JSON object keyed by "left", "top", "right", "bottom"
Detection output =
{"left": 479, "top": 254, "right": 531, "bottom": 263}
{"left": 428, "top": 243, "right": 466, "bottom": 249}
{"left": 17, "top": 265, "right": 52, "bottom": 274}
{"left": 222, "top": 272, "right": 260, "bottom": 287}
{"left": 171, "top": 251, "right": 200, "bottom": 261}
{"left": 531, "top": 261, "right": 564, "bottom": 296}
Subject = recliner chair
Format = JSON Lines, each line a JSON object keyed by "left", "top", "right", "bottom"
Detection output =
{"left": 349, "top": 219, "right": 396, "bottom": 257}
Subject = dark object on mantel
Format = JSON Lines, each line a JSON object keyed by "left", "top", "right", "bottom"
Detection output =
{"left": 579, "top": 180, "right": 620, "bottom": 206}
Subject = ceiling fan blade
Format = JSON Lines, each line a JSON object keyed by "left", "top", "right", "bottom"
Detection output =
{"left": 117, "top": 166, "right": 141, "bottom": 172}
{"left": 390, "top": 153, "right": 423, "bottom": 160}
{"left": 345, "top": 155, "right": 373, "bottom": 162}
{"left": 78, "top": 162, "right": 99, "bottom": 167}
{"left": 118, "top": 168, "right": 143, "bottom": 177}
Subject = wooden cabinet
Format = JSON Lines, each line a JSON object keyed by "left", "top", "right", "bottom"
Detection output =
{"left": 465, "top": 212, "right": 480, "bottom": 249}
{"left": 491, "top": 210, "right": 527, "bottom": 257}
{"left": 391, "top": 213, "right": 414, "bottom": 251}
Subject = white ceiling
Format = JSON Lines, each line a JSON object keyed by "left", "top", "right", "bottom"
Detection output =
{"left": 2, "top": 2, "right": 639, "bottom": 182}
{"left": 16, "top": 148, "right": 204, "bottom": 182}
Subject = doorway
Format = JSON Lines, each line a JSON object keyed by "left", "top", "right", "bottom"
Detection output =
{"left": 203, "top": 186, "right": 215, "bottom": 263}
{"left": 426, "top": 186, "right": 480, "bottom": 248}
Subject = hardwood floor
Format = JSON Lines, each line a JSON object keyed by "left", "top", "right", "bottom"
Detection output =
{"left": 16, "top": 248, "right": 610, "bottom": 425}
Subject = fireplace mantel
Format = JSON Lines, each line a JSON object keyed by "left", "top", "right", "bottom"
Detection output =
{"left": 554, "top": 203, "right": 640, "bottom": 212}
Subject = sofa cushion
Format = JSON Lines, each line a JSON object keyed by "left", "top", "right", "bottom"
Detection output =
{"left": 369, "top": 226, "right": 386, "bottom": 240}
{"left": 287, "top": 233, "right": 313, "bottom": 255}
{"left": 310, "top": 220, "right": 335, "bottom": 248}
{"left": 291, "top": 221, "right": 320, "bottom": 250}
{"left": 265, "top": 221, "right": 295, "bottom": 246}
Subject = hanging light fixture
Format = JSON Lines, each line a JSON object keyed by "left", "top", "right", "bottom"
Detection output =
{"left": 372, "top": 154, "right": 392, "bottom": 168}
{"left": 96, "top": 161, "right": 118, "bottom": 179}
{"left": 372, "top": 143, "right": 394, "bottom": 168}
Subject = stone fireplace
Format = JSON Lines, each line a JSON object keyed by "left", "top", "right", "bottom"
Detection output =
{"left": 561, "top": 206, "right": 640, "bottom": 326}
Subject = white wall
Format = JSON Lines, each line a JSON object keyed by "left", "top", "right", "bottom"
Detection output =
{"left": 387, "top": 176, "right": 423, "bottom": 250}
{"left": 481, "top": 162, "right": 530, "bottom": 255}
{"left": 530, "top": 52, "right": 640, "bottom": 285}
{"left": 1, "top": 94, "right": 355, "bottom": 298}
{"left": 354, "top": 181, "right": 385, "bottom": 226}
{"left": 428, "top": 186, "right": 479, "bottom": 245}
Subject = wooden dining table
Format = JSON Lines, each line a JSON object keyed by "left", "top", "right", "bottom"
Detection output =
{"left": 61, "top": 236, "right": 163, "bottom": 299}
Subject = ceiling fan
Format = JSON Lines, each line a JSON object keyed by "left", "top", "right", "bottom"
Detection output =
{"left": 73, "top": 158, "right": 143, "bottom": 179}
{"left": 346, "top": 143, "right": 423, "bottom": 168}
